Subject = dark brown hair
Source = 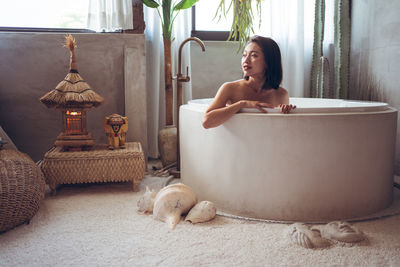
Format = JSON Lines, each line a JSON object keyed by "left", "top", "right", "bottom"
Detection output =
{"left": 244, "top": 35, "right": 283, "bottom": 90}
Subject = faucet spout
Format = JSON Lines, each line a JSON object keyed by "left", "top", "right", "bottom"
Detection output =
{"left": 177, "top": 37, "right": 205, "bottom": 78}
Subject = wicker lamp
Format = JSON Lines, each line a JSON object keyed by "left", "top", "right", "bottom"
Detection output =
{"left": 40, "top": 35, "right": 104, "bottom": 151}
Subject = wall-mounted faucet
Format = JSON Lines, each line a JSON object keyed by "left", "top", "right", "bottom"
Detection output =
{"left": 176, "top": 37, "right": 205, "bottom": 174}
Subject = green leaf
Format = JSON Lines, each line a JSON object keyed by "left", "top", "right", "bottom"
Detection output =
{"left": 173, "top": 0, "right": 199, "bottom": 11}
{"left": 142, "top": 0, "right": 159, "bottom": 8}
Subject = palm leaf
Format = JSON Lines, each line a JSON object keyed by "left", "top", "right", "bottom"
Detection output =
{"left": 142, "top": 0, "right": 159, "bottom": 8}
{"left": 173, "top": 0, "right": 199, "bottom": 11}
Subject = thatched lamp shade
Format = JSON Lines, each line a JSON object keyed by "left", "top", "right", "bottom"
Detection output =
{"left": 40, "top": 35, "right": 104, "bottom": 151}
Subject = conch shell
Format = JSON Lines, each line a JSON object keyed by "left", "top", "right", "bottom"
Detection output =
{"left": 137, "top": 186, "right": 157, "bottom": 214}
{"left": 185, "top": 201, "right": 217, "bottom": 224}
{"left": 153, "top": 183, "right": 197, "bottom": 230}
{"left": 288, "top": 223, "right": 331, "bottom": 249}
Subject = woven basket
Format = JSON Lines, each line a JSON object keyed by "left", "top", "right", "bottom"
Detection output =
{"left": 0, "top": 149, "right": 45, "bottom": 233}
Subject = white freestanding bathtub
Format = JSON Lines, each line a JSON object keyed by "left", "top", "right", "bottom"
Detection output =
{"left": 180, "top": 97, "right": 398, "bottom": 222}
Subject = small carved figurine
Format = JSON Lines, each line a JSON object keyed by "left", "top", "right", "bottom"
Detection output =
{"left": 104, "top": 114, "right": 128, "bottom": 150}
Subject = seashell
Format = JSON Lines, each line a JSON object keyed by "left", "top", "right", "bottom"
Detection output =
{"left": 185, "top": 201, "right": 217, "bottom": 224}
{"left": 137, "top": 186, "right": 157, "bottom": 214}
{"left": 320, "top": 221, "right": 364, "bottom": 243}
{"left": 288, "top": 223, "right": 330, "bottom": 249}
{"left": 153, "top": 183, "right": 197, "bottom": 230}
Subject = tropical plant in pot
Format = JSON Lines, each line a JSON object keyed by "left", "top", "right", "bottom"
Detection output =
{"left": 142, "top": 0, "right": 199, "bottom": 126}
{"left": 142, "top": 0, "right": 199, "bottom": 167}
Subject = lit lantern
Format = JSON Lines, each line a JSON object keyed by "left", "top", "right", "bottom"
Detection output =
{"left": 40, "top": 35, "right": 104, "bottom": 151}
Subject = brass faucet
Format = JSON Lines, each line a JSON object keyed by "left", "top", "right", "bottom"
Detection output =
{"left": 176, "top": 37, "right": 205, "bottom": 174}
{"left": 176, "top": 37, "right": 206, "bottom": 104}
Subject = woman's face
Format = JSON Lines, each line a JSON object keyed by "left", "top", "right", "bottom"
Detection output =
{"left": 241, "top": 42, "right": 266, "bottom": 78}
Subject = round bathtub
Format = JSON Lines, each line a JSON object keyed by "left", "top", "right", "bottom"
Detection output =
{"left": 180, "top": 97, "right": 398, "bottom": 222}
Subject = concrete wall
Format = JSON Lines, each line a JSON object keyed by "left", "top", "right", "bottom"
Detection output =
{"left": 350, "top": 0, "right": 400, "bottom": 175}
{"left": 0, "top": 32, "right": 147, "bottom": 162}
{"left": 191, "top": 41, "right": 242, "bottom": 99}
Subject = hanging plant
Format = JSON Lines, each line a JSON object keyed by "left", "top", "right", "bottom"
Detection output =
{"left": 215, "top": 0, "right": 263, "bottom": 49}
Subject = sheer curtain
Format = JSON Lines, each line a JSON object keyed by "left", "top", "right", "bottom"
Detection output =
{"left": 144, "top": 7, "right": 192, "bottom": 158}
{"left": 87, "top": 0, "right": 133, "bottom": 32}
{"left": 256, "top": 0, "right": 316, "bottom": 97}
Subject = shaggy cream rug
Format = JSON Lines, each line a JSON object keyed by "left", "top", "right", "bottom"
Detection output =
{"left": 1, "top": 176, "right": 400, "bottom": 266}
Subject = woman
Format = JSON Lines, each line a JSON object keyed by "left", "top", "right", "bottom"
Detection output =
{"left": 202, "top": 36, "right": 296, "bottom": 129}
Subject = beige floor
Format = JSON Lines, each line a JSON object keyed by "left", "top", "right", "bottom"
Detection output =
{"left": 1, "top": 175, "right": 400, "bottom": 266}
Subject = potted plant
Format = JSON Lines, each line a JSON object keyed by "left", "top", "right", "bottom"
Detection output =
{"left": 142, "top": 0, "right": 199, "bottom": 126}
{"left": 142, "top": 0, "right": 199, "bottom": 167}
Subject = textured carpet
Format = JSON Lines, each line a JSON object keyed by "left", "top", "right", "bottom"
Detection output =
{"left": 1, "top": 176, "right": 400, "bottom": 266}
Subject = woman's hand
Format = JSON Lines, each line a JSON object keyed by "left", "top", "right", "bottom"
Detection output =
{"left": 278, "top": 104, "right": 296, "bottom": 114}
{"left": 239, "top": 100, "right": 274, "bottom": 113}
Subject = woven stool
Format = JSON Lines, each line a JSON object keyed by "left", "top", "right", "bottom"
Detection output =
{"left": 0, "top": 149, "right": 46, "bottom": 233}
{"left": 41, "top": 142, "right": 145, "bottom": 195}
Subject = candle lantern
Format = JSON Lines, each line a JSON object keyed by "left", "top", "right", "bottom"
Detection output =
{"left": 40, "top": 35, "right": 104, "bottom": 151}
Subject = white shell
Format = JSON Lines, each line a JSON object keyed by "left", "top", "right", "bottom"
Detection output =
{"left": 320, "top": 221, "right": 364, "bottom": 243}
{"left": 153, "top": 183, "right": 197, "bottom": 230}
{"left": 185, "top": 201, "right": 216, "bottom": 224}
{"left": 288, "top": 223, "right": 330, "bottom": 249}
{"left": 137, "top": 186, "right": 156, "bottom": 214}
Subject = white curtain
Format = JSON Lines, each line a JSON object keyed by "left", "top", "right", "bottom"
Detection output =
{"left": 255, "top": 0, "right": 316, "bottom": 97}
{"left": 87, "top": 0, "right": 133, "bottom": 32}
{"left": 144, "top": 7, "right": 192, "bottom": 158}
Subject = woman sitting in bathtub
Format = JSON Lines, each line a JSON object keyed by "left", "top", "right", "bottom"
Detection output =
{"left": 202, "top": 35, "right": 296, "bottom": 129}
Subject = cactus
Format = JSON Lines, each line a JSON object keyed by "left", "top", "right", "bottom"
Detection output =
{"left": 310, "top": 0, "right": 327, "bottom": 98}
{"left": 317, "top": 56, "right": 332, "bottom": 98}
{"left": 333, "top": 0, "right": 351, "bottom": 99}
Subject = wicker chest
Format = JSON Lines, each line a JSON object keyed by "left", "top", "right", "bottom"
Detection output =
{"left": 41, "top": 142, "right": 145, "bottom": 195}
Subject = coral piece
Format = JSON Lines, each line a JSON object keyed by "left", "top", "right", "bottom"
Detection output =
{"left": 137, "top": 186, "right": 157, "bottom": 214}
{"left": 319, "top": 221, "right": 365, "bottom": 243}
{"left": 185, "top": 201, "right": 217, "bottom": 224}
{"left": 153, "top": 183, "right": 197, "bottom": 230}
{"left": 288, "top": 223, "right": 331, "bottom": 249}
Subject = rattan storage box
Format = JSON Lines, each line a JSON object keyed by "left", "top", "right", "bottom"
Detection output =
{"left": 41, "top": 142, "right": 145, "bottom": 195}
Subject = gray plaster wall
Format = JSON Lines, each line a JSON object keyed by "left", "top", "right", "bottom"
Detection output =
{"left": 350, "top": 0, "right": 400, "bottom": 175}
{"left": 0, "top": 32, "right": 147, "bottom": 162}
{"left": 191, "top": 41, "right": 242, "bottom": 99}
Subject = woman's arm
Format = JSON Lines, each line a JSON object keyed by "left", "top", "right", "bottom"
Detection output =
{"left": 202, "top": 83, "right": 273, "bottom": 129}
{"left": 276, "top": 88, "right": 296, "bottom": 114}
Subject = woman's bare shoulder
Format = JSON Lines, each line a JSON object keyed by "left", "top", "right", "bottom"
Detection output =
{"left": 217, "top": 79, "right": 244, "bottom": 96}
{"left": 277, "top": 87, "right": 288, "bottom": 95}
{"left": 275, "top": 87, "right": 289, "bottom": 104}
{"left": 221, "top": 79, "right": 243, "bottom": 89}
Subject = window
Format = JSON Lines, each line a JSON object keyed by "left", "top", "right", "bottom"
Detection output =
{"left": 0, "top": 0, "right": 90, "bottom": 32}
{"left": 191, "top": 0, "right": 234, "bottom": 41}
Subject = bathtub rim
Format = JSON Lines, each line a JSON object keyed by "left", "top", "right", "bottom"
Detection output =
{"left": 186, "top": 97, "right": 393, "bottom": 115}
{"left": 181, "top": 103, "right": 397, "bottom": 117}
